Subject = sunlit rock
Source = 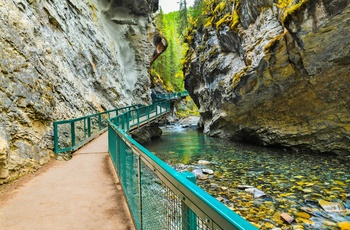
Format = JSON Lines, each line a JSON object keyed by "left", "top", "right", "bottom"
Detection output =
{"left": 197, "top": 160, "right": 211, "bottom": 165}
{"left": 184, "top": 0, "right": 350, "bottom": 154}
{"left": 192, "top": 169, "right": 208, "bottom": 180}
{"left": 338, "top": 222, "right": 350, "bottom": 230}
{"left": 318, "top": 200, "right": 346, "bottom": 213}
{"left": 245, "top": 187, "right": 266, "bottom": 198}
{"left": 202, "top": 169, "right": 214, "bottom": 175}
{"left": 0, "top": 0, "right": 157, "bottom": 182}
{"left": 280, "top": 213, "right": 294, "bottom": 224}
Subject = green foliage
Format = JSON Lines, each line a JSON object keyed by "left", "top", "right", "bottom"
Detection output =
{"left": 175, "top": 96, "right": 200, "bottom": 118}
{"left": 178, "top": 0, "right": 189, "bottom": 37}
{"left": 152, "top": 9, "right": 187, "bottom": 92}
{"left": 275, "top": 0, "right": 310, "bottom": 22}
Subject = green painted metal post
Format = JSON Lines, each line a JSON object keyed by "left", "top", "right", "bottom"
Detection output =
{"left": 53, "top": 122, "right": 59, "bottom": 154}
{"left": 71, "top": 122, "right": 76, "bottom": 149}
{"left": 98, "top": 114, "right": 102, "bottom": 130}
{"left": 181, "top": 172, "right": 197, "bottom": 230}
{"left": 87, "top": 117, "right": 91, "bottom": 137}
{"left": 84, "top": 118, "right": 87, "bottom": 138}
{"left": 137, "top": 108, "right": 140, "bottom": 127}
{"left": 108, "top": 125, "right": 116, "bottom": 166}
{"left": 126, "top": 112, "right": 130, "bottom": 131}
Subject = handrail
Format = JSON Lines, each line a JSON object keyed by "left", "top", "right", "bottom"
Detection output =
{"left": 53, "top": 91, "right": 257, "bottom": 229}
{"left": 108, "top": 96, "right": 257, "bottom": 229}
{"left": 53, "top": 104, "right": 142, "bottom": 154}
{"left": 154, "top": 90, "right": 189, "bottom": 100}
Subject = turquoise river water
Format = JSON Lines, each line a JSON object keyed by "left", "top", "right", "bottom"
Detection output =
{"left": 144, "top": 127, "right": 350, "bottom": 230}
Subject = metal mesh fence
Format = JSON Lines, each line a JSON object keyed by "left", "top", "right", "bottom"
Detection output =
{"left": 54, "top": 96, "right": 256, "bottom": 229}
{"left": 108, "top": 121, "right": 257, "bottom": 230}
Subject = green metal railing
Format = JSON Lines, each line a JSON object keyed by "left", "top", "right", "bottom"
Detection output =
{"left": 53, "top": 105, "right": 142, "bottom": 154}
{"left": 53, "top": 91, "right": 257, "bottom": 229}
{"left": 108, "top": 99, "right": 257, "bottom": 230}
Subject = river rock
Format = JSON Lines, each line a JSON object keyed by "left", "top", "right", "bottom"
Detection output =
{"left": 318, "top": 200, "right": 346, "bottom": 212}
{"left": 202, "top": 169, "right": 214, "bottom": 175}
{"left": 197, "top": 160, "right": 211, "bottom": 165}
{"left": 131, "top": 125, "right": 162, "bottom": 145}
{"left": 184, "top": 0, "right": 350, "bottom": 154}
{"left": 192, "top": 169, "right": 208, "bottom": 180}
{"left": 245, "top": 187, "right": 266, "bottom": 198}
{"left": 280, "top": 213, "right": 294, "bottom": 224}
{"left": 338, "top": 222, "right": 350, "bottom": 230}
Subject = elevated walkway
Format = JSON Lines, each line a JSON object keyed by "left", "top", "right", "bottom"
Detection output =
{"left": 0, "top": 132, "right": 134, "bottom": 229}
{"left": 1, "top": 91, "right": 257, "bottom": 230}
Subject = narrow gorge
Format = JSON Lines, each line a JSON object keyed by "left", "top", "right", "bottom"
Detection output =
{"left": 184, "top": 0, "right": 350, "bottom": 155}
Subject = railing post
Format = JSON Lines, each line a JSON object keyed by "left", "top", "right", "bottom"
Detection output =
{"left": 137, "top": 154, "right": 143, "bottom": 230}
{"left": 181, "top": 172, "right": 197, "bottom": 230}
{"left": 87, "top": 117, "right": 91, "bottom": 137}
{"left": 53, "top": 122, "right": 59, "bottom": 154}
{"left": 84, "top": 118, "right": 87, "bottom": 138}
{"left": 137, "top": 108, "right": 140, "bottom": 128}
{"left": 126, "top": 112, "right": 130, "bottom": 131}
{"left": 108, "top": 124, "right": 117, "bottom": 166}
{"left": 98, "top": 114, "right": 102, "bottom": 130}
{"left": 71, "top": 122, "right": 76, "bottom": 149}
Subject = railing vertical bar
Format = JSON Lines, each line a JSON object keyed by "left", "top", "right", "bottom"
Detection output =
{"left": 71, "top": 122, "right": 75, "bottom": 149}
{"left": 98, "top": 114, "right": 102, "bottom": 130}
{"left": 87, "top": 117, "right": 91, "bottom": 137}
{"left": 53, "top": 122, "right": 59, "bottom": 154}
{"left": 137, "top": 155, "right": 143, "bottom": 230}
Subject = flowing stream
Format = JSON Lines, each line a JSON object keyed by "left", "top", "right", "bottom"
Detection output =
{"left": 144, "top": 126, "right": 350, "bottom": 230}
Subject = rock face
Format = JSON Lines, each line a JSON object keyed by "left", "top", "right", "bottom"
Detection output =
{"left": 131, "top": 124, "right": 162, "bottom": 145}
{"left": 0, "top": 0, "right": 158, "bottom": 184}
{"left": 184, "top": 0, "right": 350, "bottom": 154}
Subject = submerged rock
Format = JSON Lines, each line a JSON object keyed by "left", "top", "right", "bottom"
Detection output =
{"left": 245, "top": 187, "right": 266, "bottom": 198}
{"left": 280, "top": 213, "right": 294, "bottom": 224}
{"left": 318, "top": 200, "right": 346, "bottom": 213}
{"left": 197, "top": 160, "right": 211, "bottom": 165}
{"left": 192, "top": 169, "right": 208, "bottom": 180}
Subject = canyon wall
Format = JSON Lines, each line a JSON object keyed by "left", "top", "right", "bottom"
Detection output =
{"left": 0, "top": 0, "right": 158, "bottom": 183}
{"left": 184, "top": 0, "right": 350, "bottom": 154}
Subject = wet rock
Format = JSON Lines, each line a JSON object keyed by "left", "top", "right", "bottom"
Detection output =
{"left": 318, "top": 200, "right": 346, "bottom": 212}
{"left": 344, "top": 200, "right": 350, "bottom": 209}
{"left": 197, "top": 160, "right": 211, "bottom": 165}
{"left": 192, "top": 169, "right": 208, "bottom": 180}
{"left": 237, "top": 185, "right": 254, "bottom": 190}
{"left": 296, "top": 212, "right": 311, "bottom": 219}
{"left": 131, "top": 125, "right": 162, "bottom": 145}
{"left": 202, "top": 169, "right": 214, "bottom": 175}
{"left": 245, "top": 187, "right": 266, "bottom": 198}
{"left": 338, "top": 222, "right": 350, "bottom": 230}
{"left": 280, "top": 213, "right": 294, "bottom": 224}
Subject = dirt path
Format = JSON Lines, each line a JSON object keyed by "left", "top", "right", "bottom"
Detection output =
{"left": 0, "top": 132, "right": 135, "bottom": 230}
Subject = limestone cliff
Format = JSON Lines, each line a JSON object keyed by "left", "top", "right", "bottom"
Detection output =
{"left": 0, "top": 0, "right": 158, "bottom": 183}
{"left": 184, "top": 0, "right": 350, "bottom": 154}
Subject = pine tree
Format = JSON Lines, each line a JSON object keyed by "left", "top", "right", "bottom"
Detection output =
{"left": 178, "top": 0, "right": 188, "bottom": 36}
